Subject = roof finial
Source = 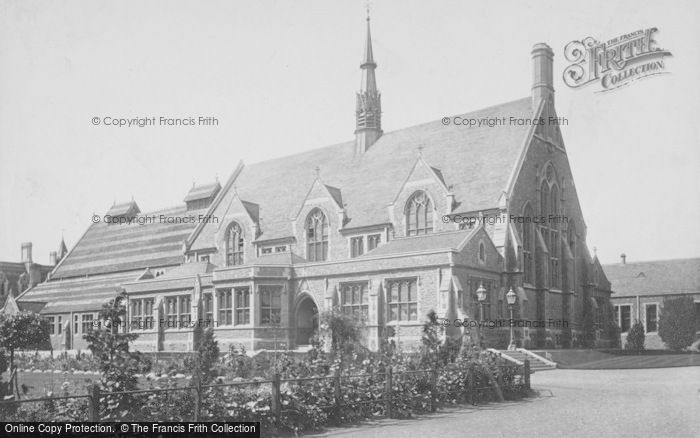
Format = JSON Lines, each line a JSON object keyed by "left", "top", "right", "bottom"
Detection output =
{"left": 593, "top": 246, "right": 597, "bottom": 256}
{"left": 417, "top": 144, "right": 424, "bottom": 156}
{"left": 314, "top": 166, "right": 321, "bottom": 177}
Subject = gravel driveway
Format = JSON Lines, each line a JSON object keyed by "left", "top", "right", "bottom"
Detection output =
{"left": 311, "top": 367, "right": 700, "bottom": 438}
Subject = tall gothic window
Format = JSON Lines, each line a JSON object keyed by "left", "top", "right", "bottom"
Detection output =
{"left": 225, "top": 222, "right": 244, "bottom": 266}
{"left": 406, "top": 191, "right": 434, "bottom": 236}
{"left": 522, "top": 203, "right": 534, "bottom": 284}
{"left": 306, "top": 208, "right": 329, "bottom": 262}
{"left": 550, "top": 185, "right": 560, "bottom": 288}
{"left": 539, "top": 163, "right": 562, "bottom": 289}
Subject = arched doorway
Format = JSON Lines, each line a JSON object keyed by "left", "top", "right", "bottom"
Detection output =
{"left": 295, "top": 295, "right": 319, "bottom": 346}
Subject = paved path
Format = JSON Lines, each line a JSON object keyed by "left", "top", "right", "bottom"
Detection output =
{"left": 310, "top": 367, "right": 700, "bottom": 438}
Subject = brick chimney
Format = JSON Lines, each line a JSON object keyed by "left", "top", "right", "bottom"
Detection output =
{"left": 50, "top": 251, "right": 58, "bottom": 265}
{"left": 620, "top": 253, "right": 627, "bottom": 264}
{"left": 532, "top": 43, "right": 554, "bottom": 107}
{"left": 21, "top": 242, "right": 32, "bottom": 264}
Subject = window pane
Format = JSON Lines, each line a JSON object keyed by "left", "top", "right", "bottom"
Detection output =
{"left": 389, "top": 305, "right": 398, "bottom": 321}
{"left": 400, "top": 304, "right": 408, "bottom": 321}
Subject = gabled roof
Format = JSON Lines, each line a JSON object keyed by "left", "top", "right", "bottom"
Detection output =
{"left": 51, "top": 205, "right": 202, "bottom": 278}
{"left": 234, "top": 97, "right": 533, "bottom": 241}
{"left": 184, "top": 182, "right": 221, "bottom": 202}
{"left": 603, "top": 257, "right": 700, "bottom": 297}
{"left": 106, "top": 200, "right": 140, "bottom": 217}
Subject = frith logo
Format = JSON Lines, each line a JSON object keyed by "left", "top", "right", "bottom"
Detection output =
{"left": 563, "top": 28, "right": 672, "bottom": 92}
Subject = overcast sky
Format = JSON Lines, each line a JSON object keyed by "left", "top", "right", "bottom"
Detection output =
{"left": 1, "top": 0, "right": 698, "bottom": 266}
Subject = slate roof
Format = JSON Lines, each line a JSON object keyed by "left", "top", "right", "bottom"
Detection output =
{"left": 603, "top": 258, "right": 700, "bottom": 297}
{"left": 366, "top": 230, "right": 474, "bottom": 257}
{"left": 17, "top": 271, "right": 138, "bottom": 314}
{"left": 234, "top": 97, "right": 533, "bottom": 240}
{"left": 51, "top": 205, "right": 202, "bottom": 279}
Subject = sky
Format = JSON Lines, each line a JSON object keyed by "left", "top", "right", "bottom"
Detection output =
{"left": 1, "top": 0, "right": 699, "bottom": 266}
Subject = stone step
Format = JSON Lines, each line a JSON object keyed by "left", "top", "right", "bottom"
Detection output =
{"left": 495, "top": 349, "right": 557, "bottom": 370}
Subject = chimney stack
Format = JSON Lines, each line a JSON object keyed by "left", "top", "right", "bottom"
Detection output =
{"left": 21, "top": 242, "right": 33, "bottom": 264}
{"left": 50, "top": 251, "right": 58, "bottom": 265}
{"left": 620, "top": 253, "right": 627, "bottom": 264}
{"left": 531, "top": 43, "right": 554, "bottom": 107}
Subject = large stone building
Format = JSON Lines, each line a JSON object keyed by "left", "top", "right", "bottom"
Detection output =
{"left": 12, "top": 19, "right": 613, "bottom": 352}
{"left": 0, "top": 242, "right": 58, "bottom": 311}
{"left": 605, "top": 256, "right": 700, "bottom": 349}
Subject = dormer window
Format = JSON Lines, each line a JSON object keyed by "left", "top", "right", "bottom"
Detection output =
{"left": 225, "top": 222, "right": 244, "bottom": 266}
{"left": 184, "top": 182, "right": 221, "bottom": 211}
{"left": 406, "top": 191, "right": 434, "bottom": 236}
{"left": 105, "top": 201, "right": 140, "bottom": 224}
{"left": 306, "top": 208, "right": 329, "bottom": 262}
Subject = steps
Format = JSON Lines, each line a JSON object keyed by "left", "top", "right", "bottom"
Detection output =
{"left": 492, "top": 348, "right": 557, "bottom": 372}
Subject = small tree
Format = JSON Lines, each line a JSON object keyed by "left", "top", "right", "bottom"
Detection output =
{"left": 319, "top": 307, "right": 365, "bottom": 362}
{"left": 0, "top": 311, "right": 50, "bottom": 397}
{"left": 193, "top": 326, "right": 220, "bottom": 384}
{"left": 625, "top": 320, "right": 645, "bottom": 352}
{"left": 659, "top": 296, "right": 696, "bottom": 351}
{"left": 84, "top": 291, "right": 149, "bottom": 419}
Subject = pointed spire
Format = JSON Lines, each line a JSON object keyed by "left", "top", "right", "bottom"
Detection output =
{"left": 362, "top": 12, "right": 375, "bottom": 69}
{"left": 355, "top": 10, "right": 382, "bottom": 153}
{"left": 58, "top": 236, "right": 68, "bottom": 260}
{"left": 360, "top": 13, "right": 377, "bottom": 93}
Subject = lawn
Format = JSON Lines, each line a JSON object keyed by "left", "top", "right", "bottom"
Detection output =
{"left": 546, "top": 349, "right": 700, "bottom": 369}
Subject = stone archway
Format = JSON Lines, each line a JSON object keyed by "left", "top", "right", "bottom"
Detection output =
{"left": 295, "top": 295, "right": 319, "bottom": 346}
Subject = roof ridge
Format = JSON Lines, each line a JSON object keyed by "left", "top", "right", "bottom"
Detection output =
{"left": 244, "top": 96, "right": 531, "bottom": 169}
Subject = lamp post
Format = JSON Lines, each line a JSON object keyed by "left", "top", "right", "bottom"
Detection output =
{"left": 476, "top": 282, "right": 487, "bottom": 348}
{"left": 506, "top": 287, "right": 517, "bottom": 350}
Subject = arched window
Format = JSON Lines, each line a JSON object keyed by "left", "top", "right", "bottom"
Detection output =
{"left": 406, "top": 191, "right": 434, "bottom": 236}
{"left": 225, "top": 222, "right": 244, "bottom": 266}
{"left": 306, "top": 208, "right": 329, "bottom": 262}
{"left": 538, "top": 163, "right": 562, "bottom": 289}
{"left": 549, "top": 185, "right": 560, "bottom": 288}
{"left": 522, "top": 203, "right": 534, "bottom": 284}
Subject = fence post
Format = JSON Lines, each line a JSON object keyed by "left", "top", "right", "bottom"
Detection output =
{"left": 271, "top": 373, "right": 281, "bottom": 423}
{"left": 88, "top": 384, "right": 101, "bottom": 422}
{"left": 429, "top": 369, "right": 438, "bottom": 412}
{"left": 384, "top": 367, "right": 393, "bottom": 418}
{"left": 192, "top": 375, "right": 202, "bottom": 421}
{"left": 524, "top": 359, "right": 531, "bottom": 390}
{"left": 333, "top": 367, "right": 342, "bottom": 416}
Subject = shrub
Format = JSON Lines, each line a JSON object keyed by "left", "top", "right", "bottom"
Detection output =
{"left": 625, "top": 320, "right": 645, "bottom": 352}
{"left": 659, "top": 296, "right": 697, "bottom": 351}
{"left": 319, "top": 307, "right": 366, "bottom": 359}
